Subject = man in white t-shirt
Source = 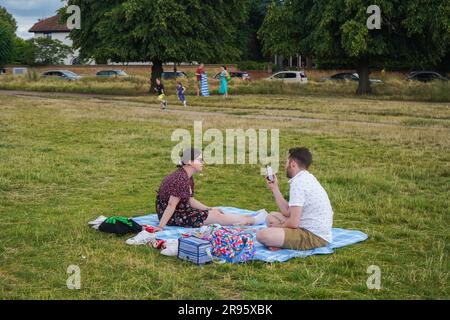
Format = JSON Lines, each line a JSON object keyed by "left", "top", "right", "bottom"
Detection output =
{"left": 256, "top": 147, "right": 333, "bottom": 250}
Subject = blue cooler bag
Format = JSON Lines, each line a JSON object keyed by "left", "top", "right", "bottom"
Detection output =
{"left": 177, "top": 236, "right": 213, "bottom": 265}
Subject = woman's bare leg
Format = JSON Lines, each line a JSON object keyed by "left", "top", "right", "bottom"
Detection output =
{"left": 203, "top": 209, "right": 255, "bottom": 226}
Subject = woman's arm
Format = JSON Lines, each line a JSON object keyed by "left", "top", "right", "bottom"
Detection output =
{"left": 189, "top": 197, "right": 210, "bottom": 210}
{"left": 158, "top": 196, "right": 180, "bottom": 229}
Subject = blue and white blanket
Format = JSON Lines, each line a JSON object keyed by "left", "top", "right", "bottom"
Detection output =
{"left": 133, "top": 207, "right": 368, "bottom": 263}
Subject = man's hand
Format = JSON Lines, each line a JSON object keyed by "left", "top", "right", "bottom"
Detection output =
{"left": 265, "top": 173, "right": 279, "bottom": 192}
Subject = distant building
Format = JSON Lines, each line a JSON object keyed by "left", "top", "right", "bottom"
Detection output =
{"left": 29, "top": 15, "right": 85, "bottom": 65}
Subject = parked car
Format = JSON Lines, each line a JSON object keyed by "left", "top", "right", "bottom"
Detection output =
{"left": 13, "top": 67, "right": 28, "bottom": 76}
{"left": 213, "top": 71, "right": 251, "bottom": 81}
{"left": 161, "top": 71, "right": 187, "bottom": 80}
{"left": 406, "top": 71, "right": 448, "bottom": 82}
{"left": 42, "top": 70, "right": 81, "bottom": 81}
{"left": 96, "top": 70, "right": 128, "bottom": 77}
{"left": 321, "top": 72, "right": 383, "bottom": 83}
{"left": 266, "top": 71, "right": 308, "bottom": 83}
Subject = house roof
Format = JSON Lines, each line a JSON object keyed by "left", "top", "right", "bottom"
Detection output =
{"left": 29, "top": 15, "right": 70, "bottom": 33}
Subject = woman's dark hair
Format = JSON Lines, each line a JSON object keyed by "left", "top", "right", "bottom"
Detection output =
{"left": 177, "top": 148, "right": 202, "bottom": 167}
{"left": 288, "top": 147, "right": 312, "bottom": 169}
{"left": 222, "top": 65, "right": 227, "bottom": 70}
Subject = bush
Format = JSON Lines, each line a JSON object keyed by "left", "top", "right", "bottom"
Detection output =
{"left": 237, "top": 60, "right": 269, "bottom": 71}
{"left": 25, "top": 69, "right": 39, "bottom": 81}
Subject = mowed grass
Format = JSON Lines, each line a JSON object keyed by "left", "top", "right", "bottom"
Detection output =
{"left": 0, "top": 92, "right": 449, "bottom": 299}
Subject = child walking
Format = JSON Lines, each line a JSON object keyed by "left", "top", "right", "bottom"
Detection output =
{"left": 154, "top": 78, "right": 167, "bottom": 110}
{"left": 177, "top": 82, "right": 187, "bottom": 107}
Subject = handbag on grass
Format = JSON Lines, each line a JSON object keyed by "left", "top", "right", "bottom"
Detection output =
{"left": 98, "top": 216, "right": 142, "bottom": 236}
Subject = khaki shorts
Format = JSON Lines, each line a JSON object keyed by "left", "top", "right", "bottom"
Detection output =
{"left": 282, "top": 228, "right": 328, "bottom": 250}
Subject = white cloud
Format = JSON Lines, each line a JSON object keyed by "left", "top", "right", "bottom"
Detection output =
{"left": 0, "top": 0, "right": 64, "bottom": 38}
{"left": 1, "top": 0, "right": 63, "bottom": 14}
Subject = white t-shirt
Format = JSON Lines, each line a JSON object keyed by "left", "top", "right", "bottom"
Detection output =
{"left": 288, "top": 170, "right": 333, "bottom": 243}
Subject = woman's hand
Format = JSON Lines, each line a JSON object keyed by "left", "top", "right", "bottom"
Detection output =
{"left": 153, "top": 226, "right": 164, "bottom": 232}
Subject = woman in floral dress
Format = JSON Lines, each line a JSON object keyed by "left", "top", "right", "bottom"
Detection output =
{"left": 154, "top": 148, "right": 267, "bottom": 231}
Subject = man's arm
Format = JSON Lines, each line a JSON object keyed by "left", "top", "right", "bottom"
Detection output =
{"left": 266, "top": 174, "right": 289, "bottom": 216}
{"left": 272, "top": 188, "right": 289, "bottom": 216}
{"left": 283, "top": 206, "right": 303, "bottom": 229}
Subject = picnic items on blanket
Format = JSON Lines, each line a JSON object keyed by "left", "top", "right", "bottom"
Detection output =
{"left": 150, "top": 239, "right": 166, "bottom": 249}
{"left": 98, "top": 216, "right": 142, "bottom": 236}
{"left": 88, "top": 215, "right": 107, "bottom": 230}
{"left": 125, "top": 229, "right": 157, "bottom": 245}
{"left": 178, "top": 236, "right": 213, "bottom": 265}
{"left": 132, "top": 207, "right": 369, "bottom": 263}
{"left": 160, "top": 239, "right": 179, "bottom": 256}
{"left": 200, "top": 225, "right": 256, "bottom": 263}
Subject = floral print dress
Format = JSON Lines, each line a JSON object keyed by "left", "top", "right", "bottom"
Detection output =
{"left": 156, "top": 167, "right": 209, "bottom": 227}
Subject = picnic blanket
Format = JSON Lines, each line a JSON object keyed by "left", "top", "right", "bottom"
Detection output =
{"left": 133, "top": 207, "right": 368, "bottom": 263}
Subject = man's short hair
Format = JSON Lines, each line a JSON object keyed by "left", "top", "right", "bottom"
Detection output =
{"left": 288, "top": 147, "right": 312, "bottom": 169}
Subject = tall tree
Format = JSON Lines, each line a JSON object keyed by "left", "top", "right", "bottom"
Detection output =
{"left": 237, "top": 0, "right": 272, "bottom": 62}
{"left": 0, "top": 6, "right": 17, "bottom": 68}
{"left": 259, "top": 0, "right": 450, "bottom": 94}
{"left": 31, "top": 37, "right": 73, "bottom": 65}
{"left": 0, "top": 21, "right": 15, "bottom": 68}
{"left": 13, "top": 38, "right": 37, "bottom": 65}
{"left": 0, "top": 6, "right": 17, "bottom": 33}
{"left": 63, "top": 0, "right": 251, "bottom": 88}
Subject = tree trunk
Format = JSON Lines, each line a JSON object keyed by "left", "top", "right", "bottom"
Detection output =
{"left": 306, "top": 56, "right": 313, "bottom": 70}
{"left": 276, "top": 55, "right": 284, "bottom": 72}
{"left": 356, "top": 59, "right": 372, "bottom": 95}
{"left": 150, "top": 59, "right": 163, "bottom": 92}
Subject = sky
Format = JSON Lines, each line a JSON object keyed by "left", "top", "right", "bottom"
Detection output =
{"left": 0, "top": 0, "right": 65, "bottom": 39}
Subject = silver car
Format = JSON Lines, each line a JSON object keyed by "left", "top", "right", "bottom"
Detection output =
{"left": 266, "top": 71, "right": 308, "bottom": 83}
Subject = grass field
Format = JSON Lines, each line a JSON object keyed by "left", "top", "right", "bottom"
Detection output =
{"left": 0, "top": 90, "right": 448, "bottom": 299}
{"left": 1, "top": 72, "right": 449, "bottom": 103}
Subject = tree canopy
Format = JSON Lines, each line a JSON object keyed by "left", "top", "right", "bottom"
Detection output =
{"left": 63, "top": 0, "right": 251, "bottom": 87}
{"left": 31, "top": 37, "right": 73, "bottom": 66}
{"left": 0, "top": 22, "right": 15, "bottom": 68}
{"left": 0, "top": 6, "right": 17, "bottom": 68}
{"left": 259, "top": 0, "right": 450, "bottom": 94}
{"left": 0, "top": 6, "right": 17, "bottom": 33}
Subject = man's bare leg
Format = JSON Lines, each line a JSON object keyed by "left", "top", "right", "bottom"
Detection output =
{"left": 256, "top": 227, "right": 286, "bottom": 250}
